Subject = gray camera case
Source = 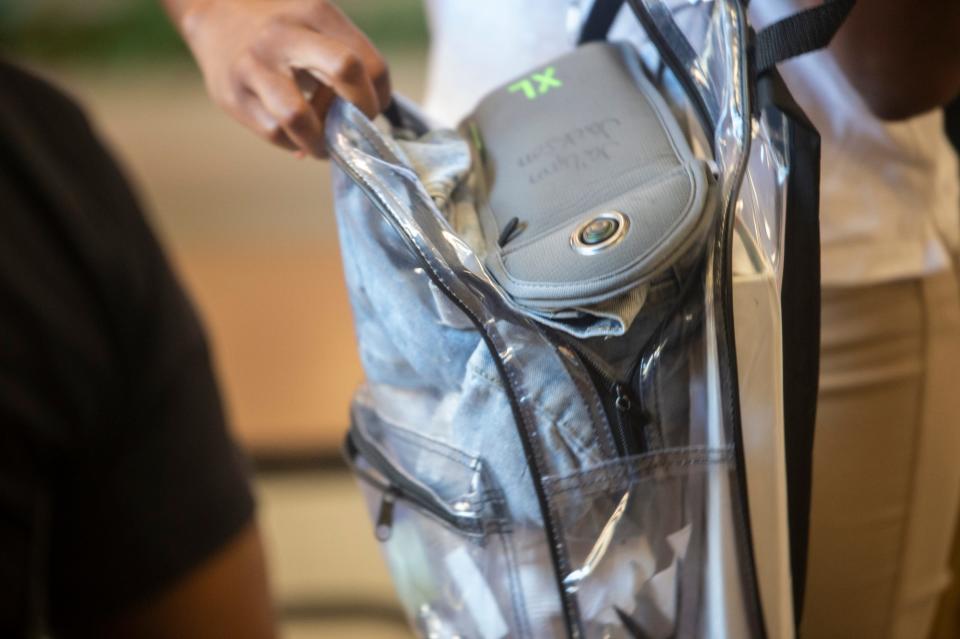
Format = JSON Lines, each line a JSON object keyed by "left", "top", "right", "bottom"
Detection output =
{"left": 463, "top": 41, "right": 714, "bottom": 310}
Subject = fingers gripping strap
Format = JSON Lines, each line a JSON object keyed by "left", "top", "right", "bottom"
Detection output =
{"left": 753, "top": 0, "right": 856, "bottom": 75}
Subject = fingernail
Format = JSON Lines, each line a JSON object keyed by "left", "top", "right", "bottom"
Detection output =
{"left": 294, "top": 150, "right": 306, "bottom": 159}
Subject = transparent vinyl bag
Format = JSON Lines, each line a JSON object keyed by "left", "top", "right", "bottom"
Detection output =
{"left": 329, "top": 1, "right": 846, "bottom": 636}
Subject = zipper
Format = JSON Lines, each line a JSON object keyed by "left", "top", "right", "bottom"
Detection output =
{"left": 347, "top": 428, "right": 485, "bottom": 541}
{"left": 613, "top": 383, "right": 644, "bottom": 455}
{"left": 552, "top": 333, "right": 646, "bottom": 457}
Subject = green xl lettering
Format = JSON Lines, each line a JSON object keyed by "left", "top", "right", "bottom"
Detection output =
{"left": 508, "top": 79, "right": 537, "bottom": 100}
{"left": 508, "top": 66, "right": 563, "bottom": 100}
{"left": 532, "top": 67, "right": 562, "bottom": 94}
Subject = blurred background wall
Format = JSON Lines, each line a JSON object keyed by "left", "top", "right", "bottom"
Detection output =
{"left": 1, "top": 2, "right": 427, "bottom": 637}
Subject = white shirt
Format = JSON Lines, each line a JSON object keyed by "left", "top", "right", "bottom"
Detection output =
{"left": 421, "top": 0, "right": 960, "bottom": 286}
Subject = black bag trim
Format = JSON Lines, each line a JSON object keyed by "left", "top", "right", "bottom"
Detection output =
{"left": 624, "top": 0, "right": 721, "bottom": 143}
{"left": 755, "top": 68, "right": 822, "bottom": 630}
{"left": 945, "top": 95, "right": 960, "bottom": 156}
{"left": 580, "top": 0, "right": 723, "bottom": 141}
{"left": 750, "top": 1, "right": 855, "bottom": 628}
{"left": 579, "top": 0, "right": 626, "bottom": 45}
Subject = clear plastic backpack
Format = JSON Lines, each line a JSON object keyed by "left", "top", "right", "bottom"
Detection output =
{"left": 329, "top": 1, "right": 852, "bottom": 637}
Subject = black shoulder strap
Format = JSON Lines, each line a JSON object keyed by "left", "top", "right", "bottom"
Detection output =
{"left": 945, "top": 95, "right": 960, "bottom": 157}
{"left": 751, "top": 5, "right": 853, "bottom": 622}
{"left": 753, "top": 0, "right": 855, "bottom": 76}
{"left": 755, "top": 68, "right": 820, "bottom": 629}
{"left": 579, "top": 0, "right": 626, "bottom": 44}
{"left": 581, "top": 0, "right": 855, "bottom": 78}
{"left": 625, "top": 0, "right": 723, "bottom": 140}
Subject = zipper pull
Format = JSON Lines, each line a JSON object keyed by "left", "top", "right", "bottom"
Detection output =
{"left": 706, "top": 159, "right": 721, "bottom": 179}
{"left": 375, "top": 488, "right": 397, "bottom": 542}
{"left": 614, "top": 384, "right": 632, "bottom": 414}
{"left": 610, "top": 383, "right": 634, "bottom": 456}
{"left": 614, "top": 383, "right": 654, "bottom": 455}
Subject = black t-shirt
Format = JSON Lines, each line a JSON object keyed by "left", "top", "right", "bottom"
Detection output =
{"left": 0, "top": 61, "right": 255, "bottom": 637}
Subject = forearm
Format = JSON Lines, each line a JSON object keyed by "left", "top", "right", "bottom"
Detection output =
{"left": 831, "top": 0, "right": 960, "bottom": 120}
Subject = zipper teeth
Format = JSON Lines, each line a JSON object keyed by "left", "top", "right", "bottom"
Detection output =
{"left": 330, "top": 145, "right": 584, "bottom": 638}
{"left": 551, "top": 332, "right": 622, "bottom": 388}
{"left": 550, "top": 330, "right": 648, "bottom": 460}
{"left": 612, "top": 386, "right": 633, "bottom": 455}
{"left": 547, "top": 333, "right": 635, "bottom": 453}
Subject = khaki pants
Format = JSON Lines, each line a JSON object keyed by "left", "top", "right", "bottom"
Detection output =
{"left": 801, "top": 267, "right": 960, "bottom": 639}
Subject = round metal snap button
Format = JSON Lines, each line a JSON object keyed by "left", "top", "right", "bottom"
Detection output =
{"left": 571, "top": 211, "right": 629, "bottom": 255}
{"left": 580, "top": 217, "right": 619, "bottom": 245}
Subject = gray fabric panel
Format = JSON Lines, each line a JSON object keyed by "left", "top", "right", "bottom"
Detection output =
{"left": 464, "top": 41, "right": 711, "bottom": 308}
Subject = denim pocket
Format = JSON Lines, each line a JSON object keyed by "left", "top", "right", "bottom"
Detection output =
{"left": 545, "top": 448, "right": 735, "bottom": 639}
{"left": 346, "top": 400, "right": 531, "bottom": 639}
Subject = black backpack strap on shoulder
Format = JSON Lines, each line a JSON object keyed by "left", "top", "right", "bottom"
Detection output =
{"left": 752, "top": 2, "right": 855, "bottom": 626}
{"left": 756, "top": 69, "right": 821, "bottom": 629}
{"left": 753, "top": 0, "right": 855, "bottom": 76}
{"left": 945, "top": 95, "right": 960, "bottom": 156}
{"left": 579, "top": 0, "right": 626, "bottom": 44}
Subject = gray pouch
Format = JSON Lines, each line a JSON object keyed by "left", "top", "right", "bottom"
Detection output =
{"left": 462, "top": 41, "right": 713, "bottom": 312}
